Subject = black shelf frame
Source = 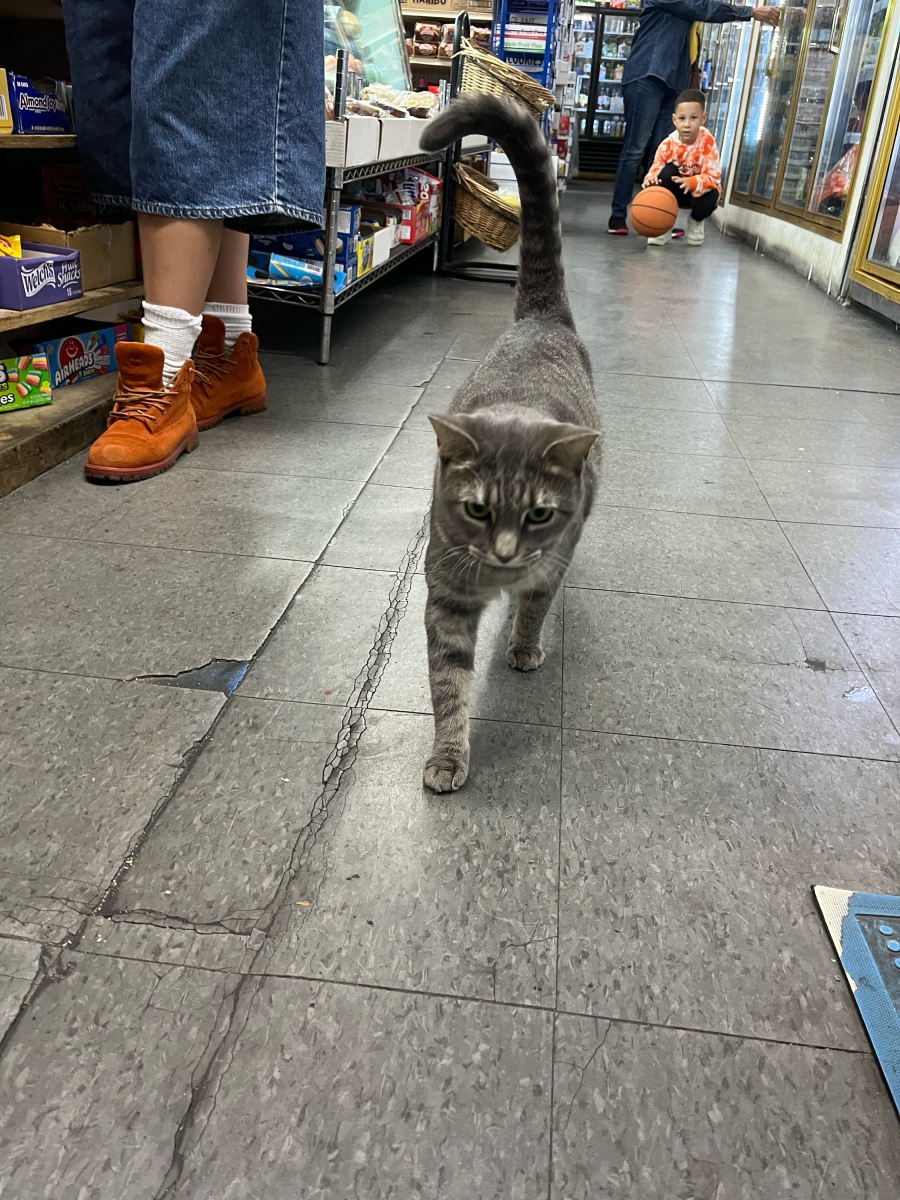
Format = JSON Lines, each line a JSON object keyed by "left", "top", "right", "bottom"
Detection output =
{"left": 248, "top": 50, "right": 442, "bottom": 364}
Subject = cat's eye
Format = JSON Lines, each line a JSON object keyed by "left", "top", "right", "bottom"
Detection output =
{"left": 465, "top": 501, "right": 491, "bottom": 521}
{"left": 526, "top": 506, "right": 554, "bottom": 525}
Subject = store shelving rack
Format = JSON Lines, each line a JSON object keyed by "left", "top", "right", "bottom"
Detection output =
{"left": 492, "top": 0, "right": 562, "bottom": 87}
{"left": 0, "top": 119, "right": 145, "bottom": 495}
{"left": 247, "top": 50, "right": 442, "bottom": 364}
{"left": 402, "top": 6, "right": 494, "bottom": 80}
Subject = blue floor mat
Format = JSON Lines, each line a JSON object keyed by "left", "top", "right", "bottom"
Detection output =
{"left": 815, "top": 886, "right": 900, "bottom": 1115}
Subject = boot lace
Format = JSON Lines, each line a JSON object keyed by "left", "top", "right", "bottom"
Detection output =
{"left": 108, "top": 382, "right": 174, "bottom": 432}
{"left": 193, "top": 345, "right": 233, "bottom": 391}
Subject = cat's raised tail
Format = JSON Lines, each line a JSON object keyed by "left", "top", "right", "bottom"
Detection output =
{"left": 420, "top": 94, "right": 573, "bottom": 328}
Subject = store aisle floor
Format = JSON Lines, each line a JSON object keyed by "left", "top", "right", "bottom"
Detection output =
{"left": 2, "top": 183, "right": 900, "bottom": 1199}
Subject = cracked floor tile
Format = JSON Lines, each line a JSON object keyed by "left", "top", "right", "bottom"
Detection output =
{"left": 0, "top": 668, "right": 225, "bottom": 943}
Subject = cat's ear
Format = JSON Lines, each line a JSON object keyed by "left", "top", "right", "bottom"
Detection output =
{"left": 428, "top": 414, "right": 480, "bottom": 463}
{"left": 540, "top": 423, "right": 600, "bottom": 473}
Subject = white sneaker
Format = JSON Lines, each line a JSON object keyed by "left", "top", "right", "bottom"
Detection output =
{"left": 646, "top": 231, "right": 671, "bottom": 245}
{"left": 687, "top": 218, "right": 705, "bottom": 246}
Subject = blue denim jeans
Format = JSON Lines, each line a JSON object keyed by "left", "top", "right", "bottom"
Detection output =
{"left": 611, "top": 77, "right": 678, "bottom": 218}
{"left": 61, "top": 0, "right": 325, "bottom": 231}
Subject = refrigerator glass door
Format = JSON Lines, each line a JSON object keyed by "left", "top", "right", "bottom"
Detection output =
{"left": 733, "top": 21, "right": 778, "bottom": 195}
{"left": 778, "top": 0, "right": 838, "bottom": 210}
{"left": 807, "top": 0, "right": 889, "bottom": 220}
{"left": 751, "top": 0, "right": 808, "bottom": 199}
{"left": 865, "top": 117, "right": 900, "bottom": 274}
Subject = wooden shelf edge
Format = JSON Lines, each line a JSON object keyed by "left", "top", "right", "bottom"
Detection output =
{"left": 0, "top": 372, "right": 119, "bottom": 499}
{"left": 409, "top": 56, "right": 452, "bottom": 66}
{"left": 0, "top": 280, "right": 144, "bottom": 335}
{"left": 0, "top": 134, "right": 78, "bottom": 149}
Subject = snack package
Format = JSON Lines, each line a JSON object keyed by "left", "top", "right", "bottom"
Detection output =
{"left": 441, "top": 24, "right": 455, "bottom": 41}
{"left": 414, "top": 43, "right": 438, "bottom": 57}
{"left": 414, "top": 22, "right": 441, "bottom": 42}
{"left": 0, "top": 353, "right": 52, "bottom": 413}
{"left": 32, "top": 324, "right": 130, "bottom": 388}
{"left": 267, "top": 254, "right": 349, "bottom": 292}
{"left": 0, "top": 233, "right": 22, "bottom": 258}
{"left": 470, "top": 26, "right": 491, "bottom": 49}
{"left": 438, "top": 43, "right": 452, "bottom": 58}
{"left": 1, "top": 70, "right": 72, "bottom": 135}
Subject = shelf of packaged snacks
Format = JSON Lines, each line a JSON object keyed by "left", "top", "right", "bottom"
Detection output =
{"left": 248, "top": 233, "right": 438, "bottom": 313}
{"left": 0, "top": 134, "right": 78, "bottom": 149}
{"left": 0, "top": 280, "right": 144, "bottom": 336}
{"left": 0, "top": 371, "right": 119, "bottom": 500}
{"left": 401, "top": 7, "right": 491, "bottom": 17}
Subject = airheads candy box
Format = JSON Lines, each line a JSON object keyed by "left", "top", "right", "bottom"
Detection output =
{"left": 1, "top": 70, "right": 73, "bottom": 135}
{"left": 0, "top": 354, "right": 52, "bottom": 413}
{"left": 33, "top": 324, "right": 130, "bottom": 388}
{"left": 0, "top": 241, "right": 82, "bottom": 311}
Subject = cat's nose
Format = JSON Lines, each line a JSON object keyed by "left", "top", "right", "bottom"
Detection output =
{"left": 494, "top": 532, "right": 518, "bottom": 562}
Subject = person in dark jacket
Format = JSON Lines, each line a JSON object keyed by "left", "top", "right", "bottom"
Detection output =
{"left": 608, "top": 0, "right": 779, "bottom": 234}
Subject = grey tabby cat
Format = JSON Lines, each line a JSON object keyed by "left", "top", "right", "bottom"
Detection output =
{"left": 418, "top": 94, "right": 601, "bottom": 792}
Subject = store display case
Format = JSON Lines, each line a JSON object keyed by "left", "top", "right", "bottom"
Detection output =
{"left": 574, "top": 3, "right": 641, "bottom": 176}
{"left": 324, "top": 0, "right": 411, "bottom": 92}
{"left": 730, "top": 0, "right": 893, "bottom": 235}
{"left": 849, "top": 72, "right": 900, "bottom": 307}
{"left": 697, "top": 16, "right": 753, "bottom": 197}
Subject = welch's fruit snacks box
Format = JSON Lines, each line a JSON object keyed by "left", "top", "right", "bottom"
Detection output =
{"left": 0, "top": 353, "right": 52, "bottom": 413}
{"left": 33, "top": 324, "right": 130, "bottom": 389}
{"left": 0, "top": 241, "right": 82, "bottom": 311}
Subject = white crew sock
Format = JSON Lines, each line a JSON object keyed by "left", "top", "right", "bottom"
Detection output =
{"left": 142, "top": 302, "right": 202, "bottom": 387}
{"left": 202, "top": 302, "right": 252, "bottom": 352}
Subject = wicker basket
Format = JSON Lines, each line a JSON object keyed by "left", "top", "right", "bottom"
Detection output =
{"left": 457, "top": 40, "right": 555, "bottom": 120}
{"left": 453, "top": 163, "right": 520, "bottom": 252}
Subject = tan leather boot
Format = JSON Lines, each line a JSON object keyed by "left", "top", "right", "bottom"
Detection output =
{"left": 84, "top": 343, "right": 199, "bottom": 483}
{"left": 190, "top": 315, "right": 267, "bottom": 431}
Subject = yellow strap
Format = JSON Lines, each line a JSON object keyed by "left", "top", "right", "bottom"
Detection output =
{"left": 690, "top": 21, "right": 701, "bottom": 64}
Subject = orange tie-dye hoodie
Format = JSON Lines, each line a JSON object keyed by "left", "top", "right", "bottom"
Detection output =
{"left": 645, "top": 127, "right": 721, "bottom": 196}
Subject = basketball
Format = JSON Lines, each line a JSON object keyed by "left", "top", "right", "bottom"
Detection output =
{"left": 629, "top": 186, "right": 679, "bottom": 237}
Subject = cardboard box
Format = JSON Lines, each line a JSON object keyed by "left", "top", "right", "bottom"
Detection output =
{"left": 251, "top": 229, "right": 358, "bottom": 268}
{"left": 377, "top": 118, "right": 414, "bottom": 161}
{"left": 1, "top": 70, "right": 71, "bottom": 135}
{"left": 0, "top": 242, "right": 82, "bottom": 311}
{"left": 0, "top": 71, "right": 13, "bottom": 136}
{"left": 371, "top": 226, "right": 393, "bottom": 268}
{"left": 357, "top": 235, "right": 375, "bottom": 277}
{"left": 0, "top": 353, "right": 52, "bottom": 414}
{"left": 360, "top": 201, "right": 430, "bottom": 245}
{"left": 42, "top": 165, "right": 129, "bottom": 221}
{"left": 338, "top": 205, "right": 361, "bottom": 236}
{"left": 401, "top": 0, "right": 466, "bottom": 11}
{"left": 0, "top": 221, "right": 135, "bottom": 292}
{"left": 33, "top": 324, "right": 130, "bottom": 389}
{"left": 325, "top": 117, "right": 380, "bottom": 167}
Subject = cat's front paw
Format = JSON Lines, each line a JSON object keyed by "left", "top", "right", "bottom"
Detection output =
{"left": 507, "top": 641, "right": 545, "bottom": 671}
{"left": 424, "top": 753, "right": 469, "bottom": 792}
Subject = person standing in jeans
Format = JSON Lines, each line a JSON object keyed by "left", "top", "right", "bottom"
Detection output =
{"left": 608, "top": 0, "right": 779, "bottom": 235}
{"left": 61, "top": 0, "right": 325, "bottom": 482}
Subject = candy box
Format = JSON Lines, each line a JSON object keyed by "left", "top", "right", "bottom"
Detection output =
{"left": 0, "top": 221, "right": 135, "bottom": 291}
{"left": 250, "top": 229, "right": 358, "bottom": 268}
{"left": 0, "top": 354, "right": 52, "bottom": 414}
{"left": 0, "top": 241, "right": 82, "bottom": 311}
{"left": 33, "top": 324, "right": 130, "bottom": 389}
{"left": 1, "top": 70, "right": 72, "bottom": 135}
